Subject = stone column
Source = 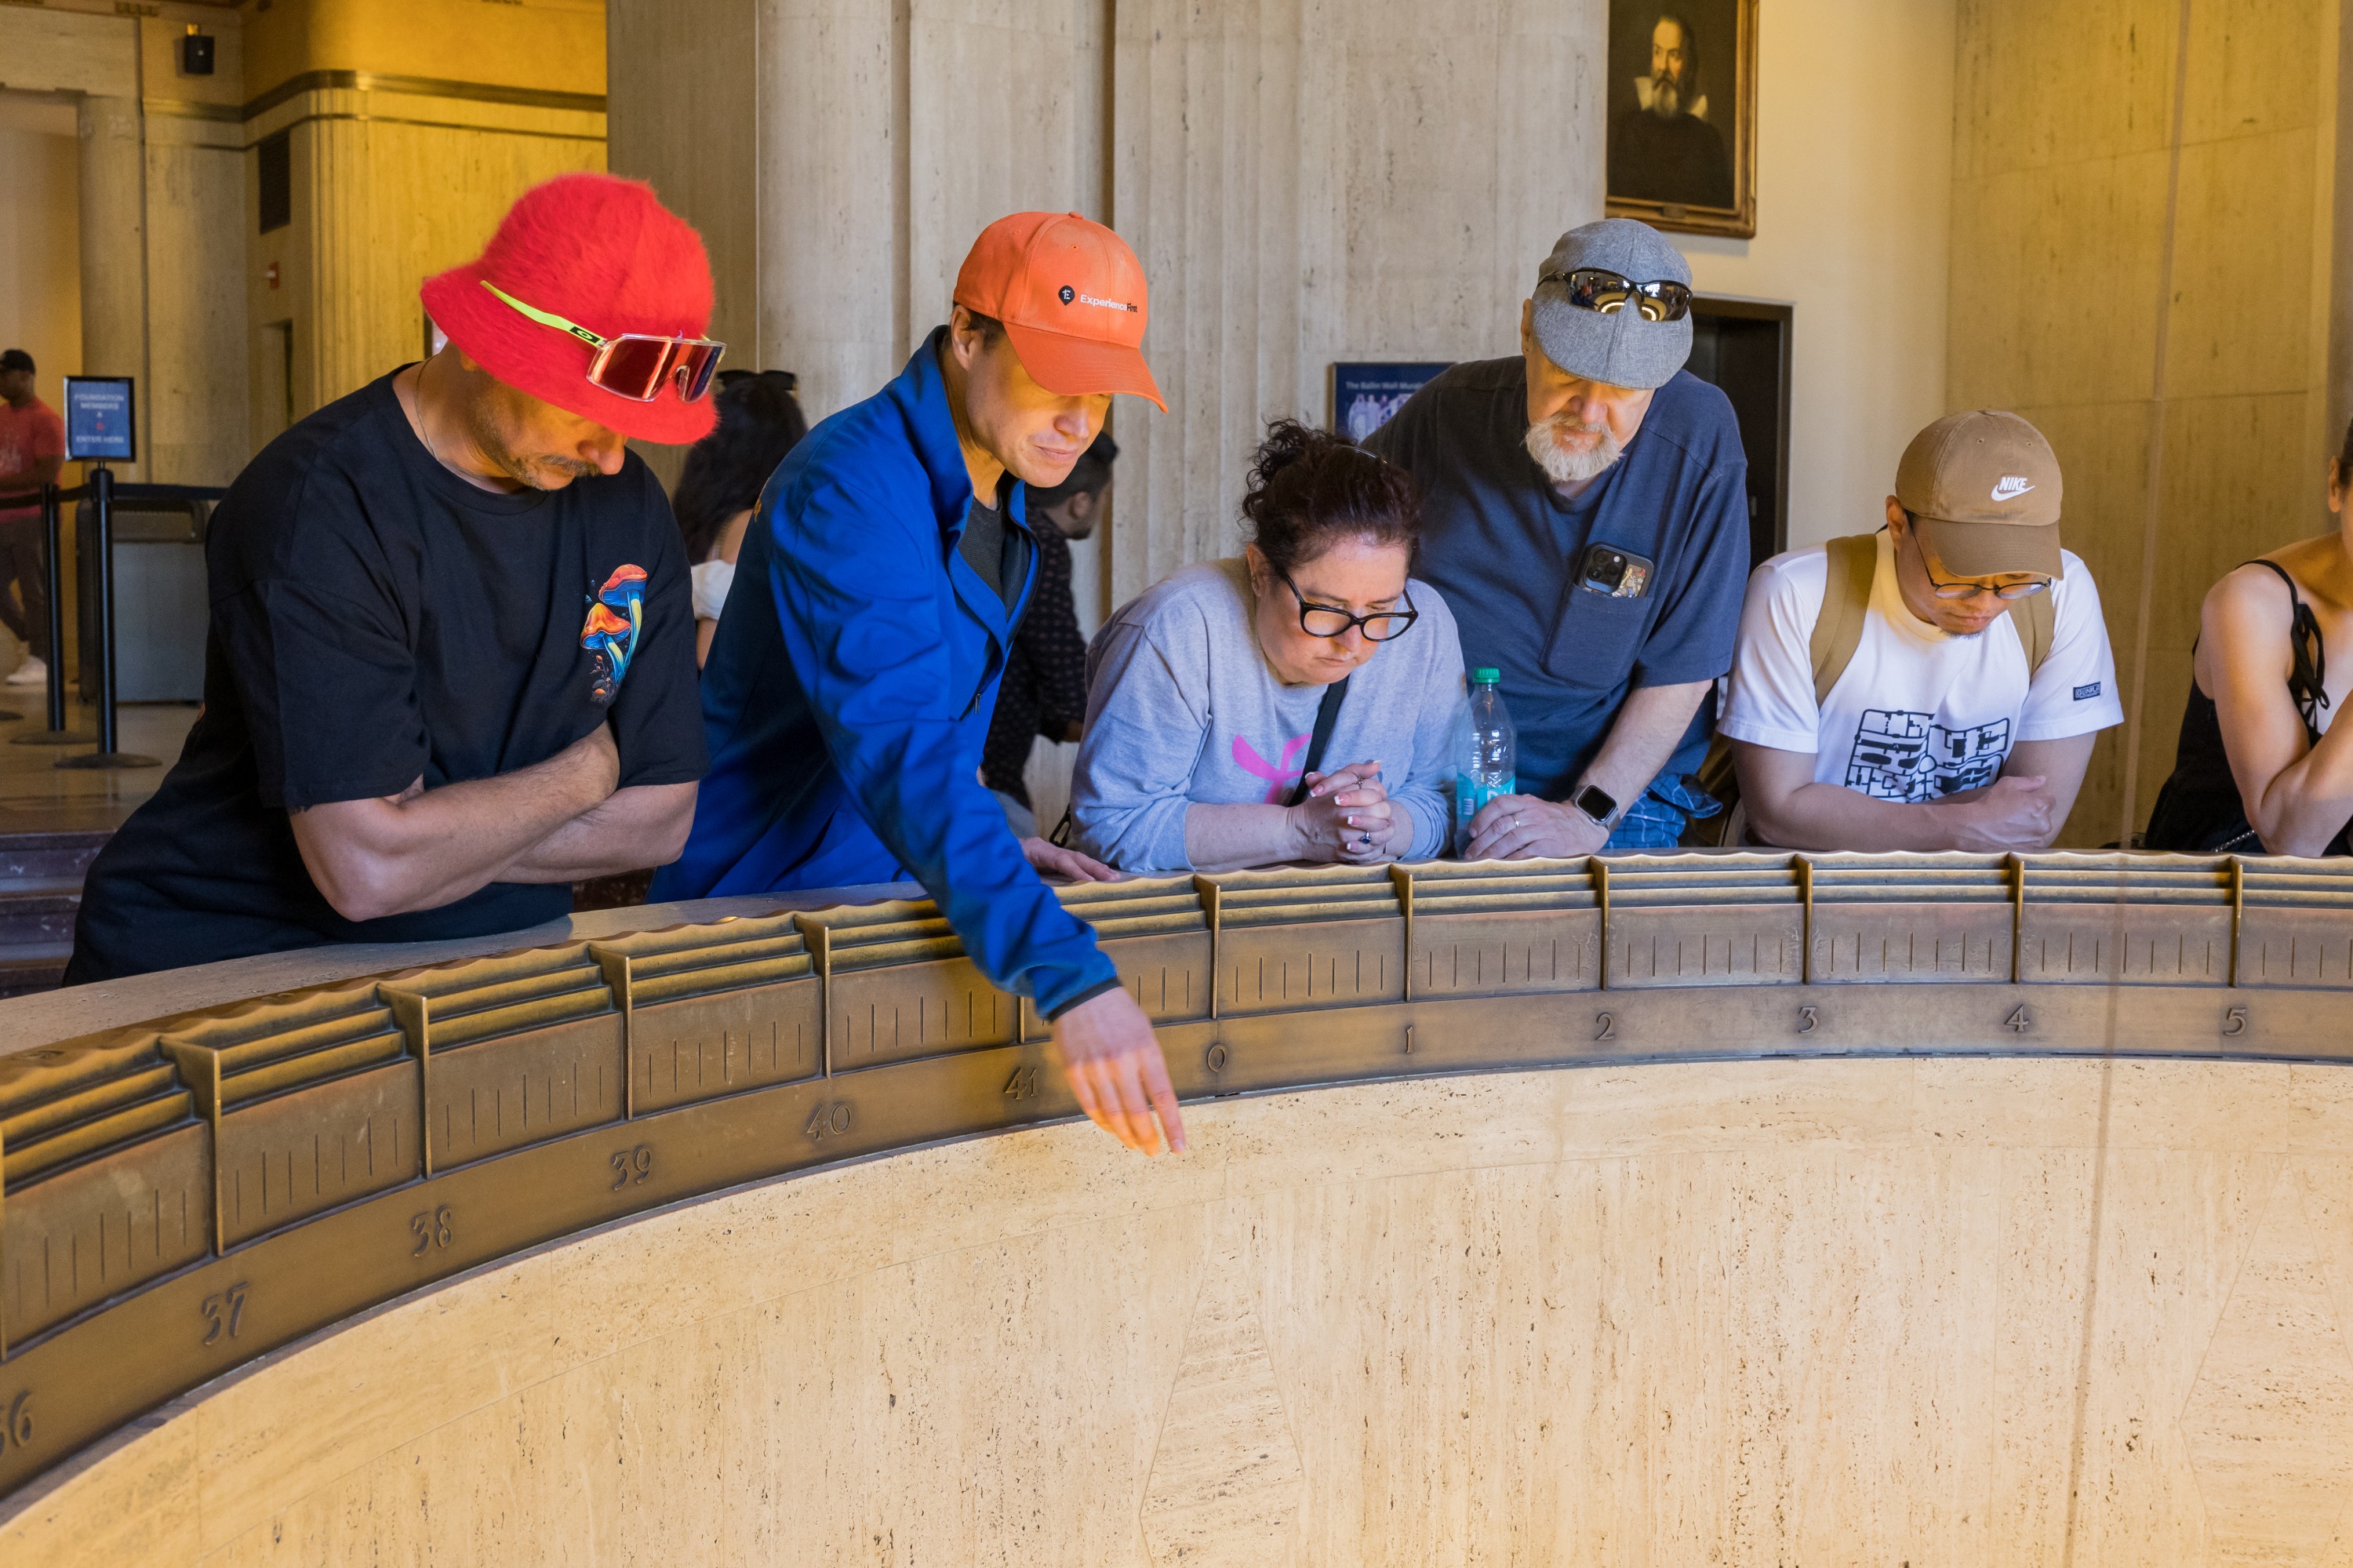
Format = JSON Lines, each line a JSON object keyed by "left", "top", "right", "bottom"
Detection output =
{"left": 76, "top": 93, "right": 147, "bottom": 480}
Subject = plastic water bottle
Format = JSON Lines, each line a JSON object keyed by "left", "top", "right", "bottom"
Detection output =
{"left": 1454, "top": 668, "right": 1516, "bottom": 854}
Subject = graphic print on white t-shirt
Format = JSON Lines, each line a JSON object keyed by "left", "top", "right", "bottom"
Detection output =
{"left": 1846, "top": 711, "right": 2011, "bottom": 801}
{"left": 1718, "top": 531, "right": 2127, "bottom": 801}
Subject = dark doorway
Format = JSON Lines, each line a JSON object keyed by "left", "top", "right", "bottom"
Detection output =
{"left": 1683, "top": 297, "right": 1791, "bottom": 571}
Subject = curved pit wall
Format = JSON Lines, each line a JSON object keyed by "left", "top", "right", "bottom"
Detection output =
{"left": 7, "top": 851, "right": 2353, "bottom": 1559}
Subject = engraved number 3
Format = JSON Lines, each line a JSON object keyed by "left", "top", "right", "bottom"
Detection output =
{"left": 1798, "top": 1006, "right": 1818, "bottom": 1035}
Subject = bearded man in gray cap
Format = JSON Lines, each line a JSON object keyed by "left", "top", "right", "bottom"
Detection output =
{"left": 1365, "top": 216, "right": 1749, "bottom": 854}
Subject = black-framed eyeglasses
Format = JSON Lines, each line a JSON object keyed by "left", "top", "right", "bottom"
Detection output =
{"left": 1541, "top": 266, "right": 1693, "bottom": 323}
{"left": 1278, "top": 567, "right": 1420, "bottom": 642}
{"left": 1900, "top": 516, "right": 2053, "bottom": 601}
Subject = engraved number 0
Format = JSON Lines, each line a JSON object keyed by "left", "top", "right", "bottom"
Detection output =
{"left": 1595, "top": 1012, "right": 1616, "bottom": 1042}
{"left": 609, "top": 1144, "right": 654, "bottom": 1191}
{"left": 1798, "top": 1006, "right": 1819, "bottom": 1035}
{"left": 2224, "top": 1006, "right": 2249, "bottom": 1037}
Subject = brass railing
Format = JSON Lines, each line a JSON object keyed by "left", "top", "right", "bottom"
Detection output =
{"left": 4, "top": 849, "right": 2351, "bottom": 1497}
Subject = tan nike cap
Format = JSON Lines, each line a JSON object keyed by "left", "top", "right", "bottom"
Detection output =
{"left": 1894, "top": 409, "right": 2064, "bottom": 578}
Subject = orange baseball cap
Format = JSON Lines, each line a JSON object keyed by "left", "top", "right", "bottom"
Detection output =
{"left": 954, "top": 213, "right": 1166, "bottom": 411}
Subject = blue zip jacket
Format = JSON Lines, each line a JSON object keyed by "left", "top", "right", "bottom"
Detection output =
{"left": 650, "top": 329, "right": 1118, "bottom": 1017}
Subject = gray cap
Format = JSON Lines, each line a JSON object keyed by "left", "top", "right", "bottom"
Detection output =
{"left": 1527, "top": 218, "right": 1692, "bottom": 391}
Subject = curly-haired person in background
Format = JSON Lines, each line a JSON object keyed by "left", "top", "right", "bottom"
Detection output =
{"left": 1071, "top": 419, "right": 1464, "bottom": 872}
{"left": 670, "top": 369, "right": 809, "bottom": 666}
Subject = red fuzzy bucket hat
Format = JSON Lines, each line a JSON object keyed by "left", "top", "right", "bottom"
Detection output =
{"left": 421, "top": 173, "right": 720, "bottom": 445}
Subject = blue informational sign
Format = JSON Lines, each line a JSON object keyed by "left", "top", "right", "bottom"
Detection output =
{"left": 64, "top": 376, "right": 136, "bottom": 462}
{"left": 1329, "top": 362, "right": 1451, "bottom": 442}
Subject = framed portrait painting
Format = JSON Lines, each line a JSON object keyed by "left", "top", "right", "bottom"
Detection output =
{"left": 1603, "top": 0, "right": 1758, "bottom": 238}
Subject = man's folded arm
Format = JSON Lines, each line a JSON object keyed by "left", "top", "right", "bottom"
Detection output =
{"left": 290, "top": 725, "right": 620, "bottom": 922}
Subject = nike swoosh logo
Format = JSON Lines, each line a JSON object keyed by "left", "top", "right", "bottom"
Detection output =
{"left": 1991, "top": 478, "right": 2035, "bottom": 501}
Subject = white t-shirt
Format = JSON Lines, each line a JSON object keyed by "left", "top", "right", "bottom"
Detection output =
{"left": 691, "top": 558, "right": 736, "bottom": 622}
{"left": 1719, "top": 532, "right": 2124, "bottom": 802}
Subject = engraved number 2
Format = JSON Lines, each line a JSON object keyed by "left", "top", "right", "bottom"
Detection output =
{"left": 200, "top": 1282, "right": 249, "bottom": 1347}
{"left": 2224, "top": 1006, "right": 2249, "bottom": 1037}
{"left": 609, "top": 1144, "right": 654, "bottom": 1191}
{"left": 409, "top": 1205, "right": 454, "bottom": 1258}
{"left": 1595, "top": 1012, "right": 1616, "bottom": 1042}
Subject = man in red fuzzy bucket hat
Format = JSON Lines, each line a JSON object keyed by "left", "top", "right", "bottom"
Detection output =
{"left": 68, "top": 173, "right": 714, "bottom": 982}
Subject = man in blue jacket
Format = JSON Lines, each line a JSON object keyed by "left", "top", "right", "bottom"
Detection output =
{"left": 655, "top": 213, "right": 1184, "bottom": 1156}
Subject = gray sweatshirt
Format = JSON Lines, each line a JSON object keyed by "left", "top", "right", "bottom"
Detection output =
{"left": 1071, "top": 558, "right": 1465, "bottom": 871}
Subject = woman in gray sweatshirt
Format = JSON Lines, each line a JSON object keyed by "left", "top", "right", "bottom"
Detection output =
{"left": 1071, "top": 420, "right": 1464, "bottom": 873}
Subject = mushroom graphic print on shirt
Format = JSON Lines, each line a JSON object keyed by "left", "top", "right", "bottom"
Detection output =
{"left": 581, "top": 564, "right": 649, "bottom": 706}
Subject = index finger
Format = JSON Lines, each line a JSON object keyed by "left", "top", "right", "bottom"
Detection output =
{"left": 1139, "top": 1038, "right": 1187, "bottom": 1153}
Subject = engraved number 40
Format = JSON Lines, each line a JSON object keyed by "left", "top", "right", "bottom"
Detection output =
{"left": 805, "top": 1101, "right": 854, "bottom": 1140}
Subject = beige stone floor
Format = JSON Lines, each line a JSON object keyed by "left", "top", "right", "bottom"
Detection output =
{"left": 0, "top": 680, "right": 197, "bottom": 835}
{"left": 15, "top": 1056, "right": 2353, "bottom": 1566}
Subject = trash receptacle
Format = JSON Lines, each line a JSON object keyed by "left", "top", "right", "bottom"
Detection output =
{"left": 76, "top": 496, "right": 209, "bottom": 703}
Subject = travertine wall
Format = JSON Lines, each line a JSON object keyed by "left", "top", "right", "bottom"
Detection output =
{"left": 609, "top": 0, "right": 1603, "bottom": 626}
{"left": 1948, "top": 0, "right": 2350, "bottom": 847}
{"left": 17, "top": 1057, "right": 2353, "bottom": 1563}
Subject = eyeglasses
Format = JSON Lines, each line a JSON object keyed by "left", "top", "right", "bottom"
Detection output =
{"left": 481, "top": 281, "right": 726, "bottom": 403}
{"left": 1278, "top": 567, "right": 1420, "bottom": 642}
{"left": 1541, "top": 266, "right": 1693, "bottom": 323}
{"left": 1903, "top": 524, "right": 2051, "bottom": 601}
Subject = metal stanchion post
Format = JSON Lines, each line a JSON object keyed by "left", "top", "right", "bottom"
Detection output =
{"left": 57, "top": 464, "right": 158, "bottom": 769}
{"left": 11, "top": 481, "right": 85, "bottom": 746}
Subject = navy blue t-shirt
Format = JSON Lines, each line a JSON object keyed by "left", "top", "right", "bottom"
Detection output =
{"left": 67, "top": 370, "right": 707, "bottom": 982}
{"left": 1366, "top": 358, "right": 1749, "bottom": 798}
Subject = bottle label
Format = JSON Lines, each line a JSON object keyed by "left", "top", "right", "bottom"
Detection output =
{"left": 1453, "top": 771, "right": 1517, "bottom": 849}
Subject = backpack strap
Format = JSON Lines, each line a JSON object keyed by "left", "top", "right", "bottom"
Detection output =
{"left": 1809, "top": 534, "right": 1880, "bottom": 708}
{"left": 1282, "top": 675, "right": 1351, "bottom": 808}
{"left": 2006, "top": 586, "right": 2056, "bottom": 678}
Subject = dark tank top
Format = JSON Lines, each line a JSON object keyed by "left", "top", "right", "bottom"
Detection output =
{"left": 2144, "top": 558, "right": 2351, "bottom": 854}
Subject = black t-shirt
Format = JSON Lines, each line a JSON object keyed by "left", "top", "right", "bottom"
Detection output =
{"left": 957, "top": 477, "right": 1029, "bottom": 613}
{"left": 67, "top": 370, "right": 706, "bottom": 981}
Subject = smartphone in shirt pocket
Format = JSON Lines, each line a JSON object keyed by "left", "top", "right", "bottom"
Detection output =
{"left": 1540, "top": 542, "right": 1657, "bottom": 687}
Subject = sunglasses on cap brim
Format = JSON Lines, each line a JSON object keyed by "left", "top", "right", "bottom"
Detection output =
{"left": 481, "top": 281, "right": 726, "bottom": 403}
{"left": 1542, "top": 266, "right": 1693, "bottom": 324}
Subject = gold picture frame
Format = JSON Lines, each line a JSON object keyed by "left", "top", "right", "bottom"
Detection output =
{"left": 1603, "top": 0, "right": 1758, "bottom": 240}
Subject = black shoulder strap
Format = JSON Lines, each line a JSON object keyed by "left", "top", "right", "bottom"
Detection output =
{"left": 2243, "top": 558, "right": 2331, "bottom": 740}
{"left": 1283, "top": 675, "right": 1351, "bottom": 808}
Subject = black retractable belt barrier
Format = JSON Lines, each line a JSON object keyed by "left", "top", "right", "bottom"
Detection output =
{"left": 56, "top": 465, "right": 161, "bottom": 769}
{"left": 9, "top": 480, "right": 86, "bottom": 745}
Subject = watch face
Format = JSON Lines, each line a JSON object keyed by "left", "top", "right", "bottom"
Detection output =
{"left": 1574, "top": 784, "right": 1619, "bottom": 822}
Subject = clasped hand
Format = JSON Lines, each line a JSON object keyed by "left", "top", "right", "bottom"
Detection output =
{"left": 1293, "top": 761, "right": 1398, "bottom": 863}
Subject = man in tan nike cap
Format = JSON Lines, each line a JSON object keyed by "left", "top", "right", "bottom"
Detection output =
{"left": 1717, "top": 409, "right": 2126, "bottom": 850}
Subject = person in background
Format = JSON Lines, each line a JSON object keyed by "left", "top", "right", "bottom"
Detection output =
{"left": 1365, "top": 217, "right": 1748, "bottom": 856}
{"left": 670, "top": 369, "right": 809, "bottom": 666}
{"left": 1720, "top": 410, "right": 2122, "bottom": 850}
{"left": 983, "top": 428, "right": 1115, "bottom": 835}
{"left": 1071, "top": 420, "right": 1461, "bottom": 873}
{"left": 656, "top": 212, "right": 1184, "bottom": 1158}
{"left": 0, "top": 347, "right": 65, "bottom": 689}
{"left": 2147, "top": 418, "right": 2353, "bottom": 857}
{"left": 67, "top": 174, "right": 712, "bottom": 981}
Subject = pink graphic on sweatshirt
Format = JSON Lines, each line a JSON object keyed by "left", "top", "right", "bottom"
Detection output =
{"left": 1232, "top": 733, "right": 1312, "bottom": 805}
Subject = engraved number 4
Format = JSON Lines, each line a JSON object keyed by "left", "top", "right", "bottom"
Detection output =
{"left": 2006, "top": 1005, "right": 2031, "bottom": 1035}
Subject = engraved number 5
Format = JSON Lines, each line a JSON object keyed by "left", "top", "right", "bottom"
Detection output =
{"left": 2224, "top": 1006, "right": 2248, "bottom": 1037}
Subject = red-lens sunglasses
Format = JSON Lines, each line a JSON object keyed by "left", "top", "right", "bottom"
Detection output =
{"left": 481, "top": 281, "right": 726, "bottom": 402}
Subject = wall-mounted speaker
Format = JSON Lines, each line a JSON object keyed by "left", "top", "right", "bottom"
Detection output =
{"left": 181, "top": 28, "right": 216, "bottom": 76}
